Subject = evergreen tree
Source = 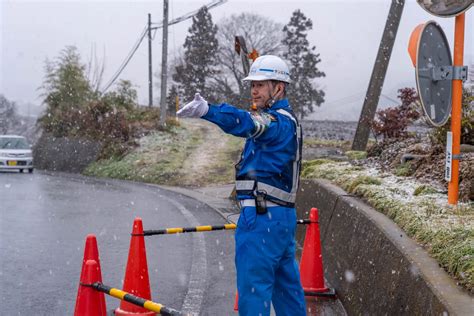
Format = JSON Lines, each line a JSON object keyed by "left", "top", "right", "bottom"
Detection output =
{"left": 173, "top": 7, "right": 219, "bottom": 102}
{"left": 41, "top": 46, "right": 92, "bottom": 113}
{"left": 39, "top": 46, "right": 93, "bottom": 136}
{"left": 0, "top": 94, "right": 19, "bottom": 134}
{"left": 102, "top": 79, "right": 138, "bottom": 110}
{"left": 282, "top": 10, "right": 325, "bottom": 119}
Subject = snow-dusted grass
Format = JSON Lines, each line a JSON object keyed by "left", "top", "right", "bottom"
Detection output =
{"left": 302, "top": 159, "right": 474, "bottom": 293}
{"left": 303, "top": 138, "right": 351, "bottom": 149}
{"left": 201, "top": 135, "right": 243, "bottom": 185}
{"left": 84, "top": 122, "right": 242, "bottom": 187}
{"left": 84, "top": 126, "right": 202, "bottom": 185}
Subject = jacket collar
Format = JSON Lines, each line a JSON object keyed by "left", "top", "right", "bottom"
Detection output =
{"left": 267, "top": 98, "right": 290, "bottom": 111}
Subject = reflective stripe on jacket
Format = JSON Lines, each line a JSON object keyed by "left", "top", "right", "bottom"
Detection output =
{"left": 202, "top": 99, "right": 302, "bottom": 207}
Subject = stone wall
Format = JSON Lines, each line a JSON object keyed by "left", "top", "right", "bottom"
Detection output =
{"left": 295, "top": 179, "right": 473, "bottom": 315}
{"left": 33, "top": 133, "right": 102, "bottom": 173}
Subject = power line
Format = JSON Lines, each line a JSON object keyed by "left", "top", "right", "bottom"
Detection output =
{"left": 322, "top": 91, "right": 366, "bottom": 107}
{"left": 322, "top": 91, "right": 400, "bottom": 108}
{"left": 380, "top": 93, "right": 399, "bottom": 104}
{"left": 152, "top": 0, "right": 227, "bottom": 29}
{"left": 100, "top": 0, "right": 227, "bottom": 95}
{"left": 101, "top": 25, "right": 148, "bottom": 93}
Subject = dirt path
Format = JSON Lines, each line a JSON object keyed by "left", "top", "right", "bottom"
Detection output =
{"left": 180, "top": 119, "right": 230, "bottom": 187}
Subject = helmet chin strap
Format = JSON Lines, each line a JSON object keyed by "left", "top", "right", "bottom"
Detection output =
{"left": 264, "top": 82, "right": 279, "bottom": 108}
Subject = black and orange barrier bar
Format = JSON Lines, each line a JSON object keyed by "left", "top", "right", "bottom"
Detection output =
{"left": 141, "top": 223, "right": 237, "bottom": 236}
{"left": 86, "top": 282, "right": 184, "bottom": 316}
{"left": 140, "top": 219, "right": 313, "bottom": 236}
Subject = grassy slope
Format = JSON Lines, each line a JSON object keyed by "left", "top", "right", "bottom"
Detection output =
{"left": 84, "top": 126, "right": 200, "bottom": 185}
{"left": 84, "top": 124, "right": 242, "bottom": 187}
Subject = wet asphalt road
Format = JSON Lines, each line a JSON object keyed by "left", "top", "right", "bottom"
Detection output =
{"left": 0, "top": 171, "right": 235, "bottom": 315}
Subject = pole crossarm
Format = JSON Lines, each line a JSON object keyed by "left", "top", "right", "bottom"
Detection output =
{"left": 85, "top": 282, "right": 184, "bottom": 316}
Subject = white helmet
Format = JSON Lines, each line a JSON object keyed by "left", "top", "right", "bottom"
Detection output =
{"left": 243, "top": 55, "right": 291, "bottom": 84}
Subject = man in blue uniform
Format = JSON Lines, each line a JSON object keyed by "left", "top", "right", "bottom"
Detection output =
{"left": 177, "top": 55, "right": 306, "bottom": 315}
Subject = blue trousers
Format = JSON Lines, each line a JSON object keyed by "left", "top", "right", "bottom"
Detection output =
{"left": 235, "top": 206, "right": 306, "bottom": 316}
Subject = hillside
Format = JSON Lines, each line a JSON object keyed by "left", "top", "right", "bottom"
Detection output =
{"left": 83, "top": 118, "right": 473, "bottom": 292}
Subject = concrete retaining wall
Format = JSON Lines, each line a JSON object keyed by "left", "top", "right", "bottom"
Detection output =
{"left": 295, "top": 179, "right": 473, "bottom": 315}
{"left": 33, "top": 133, "right": 102, "bottom": 173}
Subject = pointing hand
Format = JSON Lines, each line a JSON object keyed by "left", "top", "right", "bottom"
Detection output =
{"left": 177, "top": 93, "right": 209, "bottom": 118}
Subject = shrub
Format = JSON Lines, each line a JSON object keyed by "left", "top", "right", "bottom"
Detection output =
{"left": 371, "top": 87, "right": 421, "bottom": 139}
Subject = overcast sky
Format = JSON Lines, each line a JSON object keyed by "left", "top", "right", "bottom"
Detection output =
{"left": 1, "top": 0, "right": 473, "bottom": 120}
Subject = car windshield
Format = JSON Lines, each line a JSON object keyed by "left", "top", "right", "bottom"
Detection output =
{"left": 0, "top": 137, "right": 30, "bottom": 149}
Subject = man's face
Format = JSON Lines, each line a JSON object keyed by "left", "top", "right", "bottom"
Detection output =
{"left": 251, "top": 80, "right": 274, "bottom": 109}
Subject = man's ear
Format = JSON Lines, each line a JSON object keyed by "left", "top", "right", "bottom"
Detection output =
{"left": 276, "top": 82, "right": 285, "bottom": 95}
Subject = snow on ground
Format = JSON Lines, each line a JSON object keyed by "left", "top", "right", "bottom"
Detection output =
{"left": 313, "top": 161, "right": 473, "bottom": 231}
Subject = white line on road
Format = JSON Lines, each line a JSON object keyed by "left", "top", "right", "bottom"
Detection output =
{"left": 161, "top": 195, "right": 207, "bottom": 316}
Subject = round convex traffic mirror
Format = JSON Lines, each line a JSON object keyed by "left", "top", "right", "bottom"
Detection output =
{"left": 417, "top": 0, "right": 473, "bottom": 18}
{"left": 415, "top": 21, "right": 452, "bottom": 127}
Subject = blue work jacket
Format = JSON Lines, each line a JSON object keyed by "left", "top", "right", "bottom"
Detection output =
{"left": 202, "top": 99, "right": 302, "bottom": 207}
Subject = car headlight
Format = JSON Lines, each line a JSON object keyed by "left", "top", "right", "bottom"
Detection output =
{"left": 25, "top": 152, "right": 33, "bottom": 158}
{"left": 0, "top": 152, "right": 8, "bottom": 158}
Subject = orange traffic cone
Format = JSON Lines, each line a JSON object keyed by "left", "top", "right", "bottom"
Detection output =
{"left": 115, "top": 217, "right": 155, "bottom": 316}
{"left": 233, "top": 292, "right": 239, "bottom": 311}
{"left": 74, "top": 259, "right": 107, "bottom": 315}
{"left": 299, "top": 208, "right": 335, "bottom": 297}
{"left": 76, "top": 234, "right": 107, "bottom": 315}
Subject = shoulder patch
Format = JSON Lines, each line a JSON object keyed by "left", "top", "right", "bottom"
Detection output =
{"left": 250, "top": 112, "right": 273, "bottom": 138}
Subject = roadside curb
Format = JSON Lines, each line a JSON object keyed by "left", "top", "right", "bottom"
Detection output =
{"left": 296, "top": 179, "right": 473, "bottom": 315}
{"left": 158, "top": 184, "right": 239, "bottom": 223}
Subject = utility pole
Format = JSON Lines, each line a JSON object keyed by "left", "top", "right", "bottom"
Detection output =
{"left": 351, "top": 0, "right": 405, "bottom": 151}
{"left": 148, "top": 13, "right": 153, "bottom": 107}
{"left": 159, "top": 0, "right": 169, "bottom": 126}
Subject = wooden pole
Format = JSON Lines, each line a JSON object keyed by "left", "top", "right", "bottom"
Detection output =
{"left": 159, "top": 0, "right": 169, "bottom": 126}
{"left": 148, "top": 13, "right": 153, "bottom": 107}
{"left": 351, "top": 0, "right": 405, "bottom": 151}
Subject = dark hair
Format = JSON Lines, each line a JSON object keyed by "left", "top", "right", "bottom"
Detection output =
{"left": 270, "top": 80, "right": 288, "bottom": 97}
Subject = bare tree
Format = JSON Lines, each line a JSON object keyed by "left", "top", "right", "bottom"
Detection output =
{"left": 214, "top": 13, "right": 284, "bottom": 106}
{"left": 86, "top": 43, "right": 106, "bottom": 95}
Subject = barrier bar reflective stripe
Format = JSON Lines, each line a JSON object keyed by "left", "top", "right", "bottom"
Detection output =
{"left": 141, "top": 220, "right": 313, "bottom": 236}
{"left": 90, "top": 282, "right": 183, "bottom": 316}
{"left": 142, "top": 224, "right": 237, "bottom": 236}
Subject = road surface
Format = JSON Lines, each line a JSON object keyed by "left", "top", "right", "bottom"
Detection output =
{"left": 0, "top": 171, "right": 235, "bottom": 315}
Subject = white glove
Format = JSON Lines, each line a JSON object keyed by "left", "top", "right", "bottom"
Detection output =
{"left": 177, "top": 93, "right": 209, "bottom": 118}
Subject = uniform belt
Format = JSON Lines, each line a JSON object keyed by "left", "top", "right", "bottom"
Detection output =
{"left": 239, "top": 199, "right": 280, "bottom": 208}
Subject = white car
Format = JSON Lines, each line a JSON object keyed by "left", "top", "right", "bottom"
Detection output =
{"left": 0, "top": 135, "right": 34, "bottom": 173}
